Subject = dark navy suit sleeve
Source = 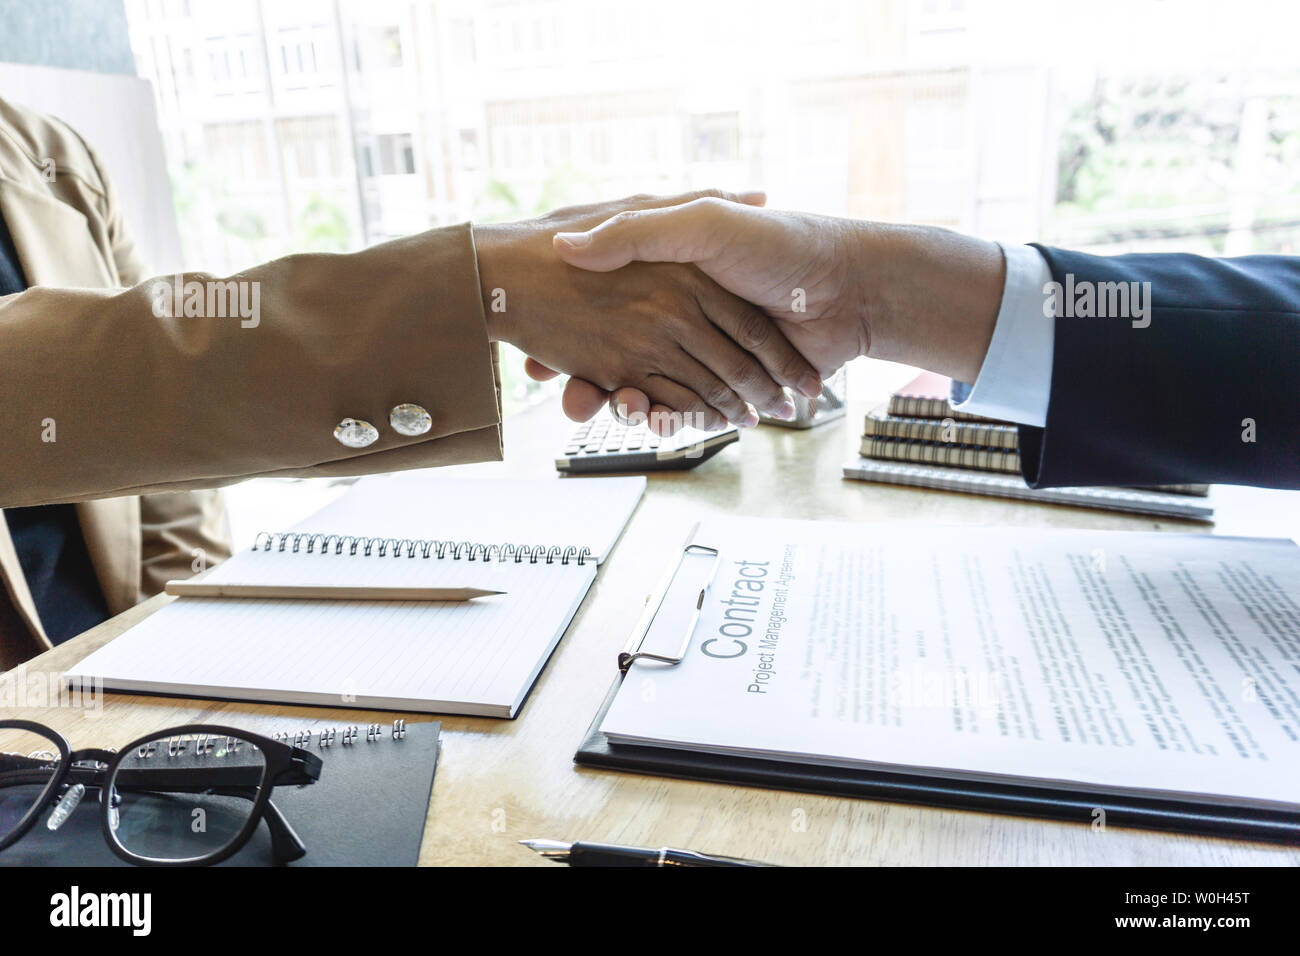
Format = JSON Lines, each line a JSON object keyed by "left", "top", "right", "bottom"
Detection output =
{"left": 1018, "top": 245, "right": 1300, "bottom": 489}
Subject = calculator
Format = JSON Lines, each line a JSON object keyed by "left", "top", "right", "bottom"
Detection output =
{"left": 555, "top": 418, "right": 740, "bottom": 473}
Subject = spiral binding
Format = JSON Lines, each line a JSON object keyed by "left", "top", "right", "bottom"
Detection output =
{"left": 127, "top": 721, "right": 411, "bottom": 759}
{"left": 251, "top": 531, "right": 593, "bottom": 566}
{"left": 269, "top": 720, "right": 408, "bottom": 749}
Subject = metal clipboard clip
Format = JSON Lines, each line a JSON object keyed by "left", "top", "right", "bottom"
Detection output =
{"left": 618, "top": 543, "right": 720, "bottom": 674}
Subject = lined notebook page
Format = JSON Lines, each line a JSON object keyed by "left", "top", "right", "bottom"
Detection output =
{"left": 66, "top": 553, "right": 594, "bottom": 717}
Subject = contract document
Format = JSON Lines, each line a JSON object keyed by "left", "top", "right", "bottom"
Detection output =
{"left": 601, "top": 518, "right": 1300, "bottom": 811}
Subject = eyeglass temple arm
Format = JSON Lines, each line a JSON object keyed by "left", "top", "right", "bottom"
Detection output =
{"left": 260, "top": 750, "right": 317, "bottom": 863}
{"left": 274, "top": 748, "right": 323, "bottom": 787}
{"left": 261, "top": 798, "right": 308, "bottom": 864}
{"left": 2, "top": 746, "right": 320, "bottom": 786}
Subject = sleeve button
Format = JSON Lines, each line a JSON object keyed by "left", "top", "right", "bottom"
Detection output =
{"left": 389, "top": 403, "right": 432, "bottom": 436}
{"left": 334, "top": 418, "right": 379, "bottom": 448}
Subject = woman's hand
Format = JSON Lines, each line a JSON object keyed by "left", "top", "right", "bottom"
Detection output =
{"left": 474, "top": 191, "right": 822, "bottom": 429}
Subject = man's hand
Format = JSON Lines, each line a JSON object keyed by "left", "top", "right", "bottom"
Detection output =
{"left": 542, "top": 199, "right": 1006, "bottom": 427}
{"left": 474, "top": 191, "right": 822, "bottom": 430}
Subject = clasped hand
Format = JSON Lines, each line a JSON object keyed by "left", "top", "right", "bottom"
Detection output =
{"left": 478, "top": 190, "right": 1005, "bottom": 433}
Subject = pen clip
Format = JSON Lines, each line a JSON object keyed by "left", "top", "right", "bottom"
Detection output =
{"left": 618, "top": 543, "right": 720, "bottom": 674}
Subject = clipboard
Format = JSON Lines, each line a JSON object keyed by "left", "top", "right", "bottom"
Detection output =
{"left": 574, "top": 539, "right": 1300, "bottom": 845}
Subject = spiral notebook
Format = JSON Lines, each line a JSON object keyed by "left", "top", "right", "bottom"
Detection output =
{"left": 859, "top": 436, "right": 1022, "bottom": 475}
{"left": 65, "top": 475, "right": 646, "bottom": 717}
{"left": 843, "top": 458, "right": 1215, "bottom": 521}
{"left": 0, "top": 719, "right": 441, "bottom": 867}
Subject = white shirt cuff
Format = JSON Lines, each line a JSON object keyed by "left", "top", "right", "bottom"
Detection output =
{"left": 950, "top": 242, "right": 1053, "bottom": 427}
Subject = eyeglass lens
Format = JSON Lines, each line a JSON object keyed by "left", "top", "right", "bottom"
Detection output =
{"left": 0, "top": 726, "right": 64, "bottom": 845}
{"left": 106, "top": 732, "right": 267, "bottom": 863}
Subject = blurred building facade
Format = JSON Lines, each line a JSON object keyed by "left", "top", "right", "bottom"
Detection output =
{"left": 126, "top": 0, "right": 1060, "bottom": 274}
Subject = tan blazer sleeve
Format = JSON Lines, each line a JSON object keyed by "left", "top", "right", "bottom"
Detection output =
{"left": 77, "top": 141, "right": 236, "bottom": 596}
{"left": 0, "top": 223, "right": 503, "bottom": 507}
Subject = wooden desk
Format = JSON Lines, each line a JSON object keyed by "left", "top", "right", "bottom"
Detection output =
{"left": 9, "top": 363, "right": 1299, "bottom": 865}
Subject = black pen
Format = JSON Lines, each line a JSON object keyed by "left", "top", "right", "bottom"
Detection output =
{"left": 520, "top": 838, "right": 775, "bottom": 867}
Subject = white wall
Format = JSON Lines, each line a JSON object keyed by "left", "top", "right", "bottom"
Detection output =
{"left": 0, "top": 63, "right": 182, "bottom": 275}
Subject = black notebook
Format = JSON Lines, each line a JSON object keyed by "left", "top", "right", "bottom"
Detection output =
{"left": 575, "top": 518, "right": 1300, "bottom": 844}
{"left": 1, "top": 719, "right": 440, "bottom": 867}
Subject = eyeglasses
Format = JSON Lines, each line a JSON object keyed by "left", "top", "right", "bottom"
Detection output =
{"left": 0, "top": 720, "right": 321, "bottom": 866}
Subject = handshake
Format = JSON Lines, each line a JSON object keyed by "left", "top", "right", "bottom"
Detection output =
{"left": 473, "top": 190, "right": 1007, "bottom": 433}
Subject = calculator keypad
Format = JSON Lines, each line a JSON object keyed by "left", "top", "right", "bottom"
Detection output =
{"left": 557, "top": 420, "right": 739, "bottom": 473}
{"left": 566, "top": 419, "right": 723, "bottom": 455}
